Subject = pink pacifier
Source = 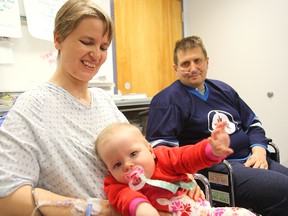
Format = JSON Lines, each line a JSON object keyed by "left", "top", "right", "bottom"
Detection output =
{"left": 124, "top": 165, "right": 146, "bottom": 190}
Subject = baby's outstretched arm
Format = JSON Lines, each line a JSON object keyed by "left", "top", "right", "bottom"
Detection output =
{"left": 208, "top": 121, "right": 233, "bottom": 157}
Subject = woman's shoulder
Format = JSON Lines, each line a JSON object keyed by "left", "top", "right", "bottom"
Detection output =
{"left": 89, "top": 87, "right": 114, "bottom": 102}
{"left": 89, "top": 87, "right": 119, "bottom": 110}
{"left": 5, "top": 83, "right": 56, "bottom": 123}
{"left": 89, "top": 87, "right": 110, "bottom": 96}
{"left": 15, "top": 82, "right": 55, "bottom": 104}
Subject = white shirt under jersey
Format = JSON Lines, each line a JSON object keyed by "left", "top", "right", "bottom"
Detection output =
{"left": 0, "top": 82, "right": 128, "bottom": 199}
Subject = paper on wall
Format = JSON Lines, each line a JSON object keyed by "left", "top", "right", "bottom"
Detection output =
{"left": 23, "top": 0, "right": 66, "bottom": 41}
{"left": 0, "top": 0, "right": 22, "bottom": 38}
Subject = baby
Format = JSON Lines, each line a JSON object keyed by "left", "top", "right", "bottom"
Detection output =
{"left": 95, "top": 122, "right": 255, "bottom": 216}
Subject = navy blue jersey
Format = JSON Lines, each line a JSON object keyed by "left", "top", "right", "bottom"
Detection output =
{"left": 146, "top": 79, "right": 267, "bottom": 160}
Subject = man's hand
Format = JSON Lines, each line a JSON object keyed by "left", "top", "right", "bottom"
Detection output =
{"left": 244, "top": 146, "right": 268, "bottom": 169}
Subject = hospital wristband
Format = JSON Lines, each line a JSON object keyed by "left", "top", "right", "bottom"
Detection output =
{"left": 32, "top": 188, "right": 44, "bottom": 216}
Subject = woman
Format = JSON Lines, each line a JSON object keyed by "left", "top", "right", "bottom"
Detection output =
{"left": 0, "top": 0, "right": 127, "bottom": 215}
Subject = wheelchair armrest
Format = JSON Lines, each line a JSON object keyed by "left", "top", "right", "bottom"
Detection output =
{"left": 267, "top": 138, "right": 280, "bottom": 163}
{"left": 194, "top": 173, "right": 212, "bottom": 205}
{"left": 199, "top": 160, "right": 236, "bottom": 207}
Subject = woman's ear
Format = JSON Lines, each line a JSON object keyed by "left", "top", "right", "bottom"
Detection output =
{"left": 54, "top": 32, "right": 62, "bottom": 50}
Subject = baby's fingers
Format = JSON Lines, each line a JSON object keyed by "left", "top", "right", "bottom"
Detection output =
{"left": 215, "top": 121, "right": 227, "bottom": 130}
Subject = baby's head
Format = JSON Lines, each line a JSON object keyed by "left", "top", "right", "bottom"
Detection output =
{"left": 95, "top": 122, "right": 156, "bottom": 184}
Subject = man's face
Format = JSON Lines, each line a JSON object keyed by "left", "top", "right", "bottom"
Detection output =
{"left": 174, "top": 47, "right": 209, "bottom": 89}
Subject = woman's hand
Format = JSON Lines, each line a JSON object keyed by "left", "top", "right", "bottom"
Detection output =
{"left": 99, "top": 200, "right": 121, "bottom": 215}
{"left": 136, "top": 202, "right": 160, "bottom": 216}
{"left": 187, "top": 183, "right": 205, "bottom": 201}
{"left": 158, "top": 211, "right": 172, "bottom": 216}
{"left": 186, "top": 174, "right": 205, "bottom": 201}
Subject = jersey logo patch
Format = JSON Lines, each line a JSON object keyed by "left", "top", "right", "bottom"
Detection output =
{"left": 207, "top": 110, "right": 237, "bottom": 134}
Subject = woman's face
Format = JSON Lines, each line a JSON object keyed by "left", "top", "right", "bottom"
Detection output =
{"left": 54, "top": 17, "right": 110, "bottom": 82}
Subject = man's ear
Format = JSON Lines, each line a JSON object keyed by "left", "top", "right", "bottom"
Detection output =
{"left": 173, "top": 64, "right": 177, "bottom": 73}
{"left": 54, "top": 33, "right": 62, "bottom": 50}
{"left": 173, "top": 64, "right": 180, "bottom": 76}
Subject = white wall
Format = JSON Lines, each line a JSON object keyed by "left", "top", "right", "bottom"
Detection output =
{"left": 0, "top": 0, "right": 114, "bottom": 92}
{"left": 183, "top": 0, "right": 288, "bottom": 166}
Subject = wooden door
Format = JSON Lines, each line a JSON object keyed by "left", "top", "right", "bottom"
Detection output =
{"left": 113, "top": 0, "right": 183, "bottom": 97}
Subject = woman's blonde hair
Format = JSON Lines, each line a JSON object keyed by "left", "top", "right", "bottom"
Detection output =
{"left": 54, "top": 0, "right": 114, "bottom": 44}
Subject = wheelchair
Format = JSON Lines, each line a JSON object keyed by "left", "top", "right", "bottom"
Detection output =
{"left": 138, "top": 110, "right": 281, "bottom": 208}
{"left": 197, "top": 138, "right": 280, "bottom": 207}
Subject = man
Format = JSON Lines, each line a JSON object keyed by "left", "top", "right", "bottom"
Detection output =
{"left": 146, "top": 36, "right": 288, "bottom": 216}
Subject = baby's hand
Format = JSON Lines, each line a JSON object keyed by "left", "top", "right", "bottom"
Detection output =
{"left": 208, "top": 122, "right": 233, "bottom": 157}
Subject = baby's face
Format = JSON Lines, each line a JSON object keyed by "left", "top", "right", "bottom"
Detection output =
{"left": 99, "top": 127, "right": 156, "bottom": 184}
